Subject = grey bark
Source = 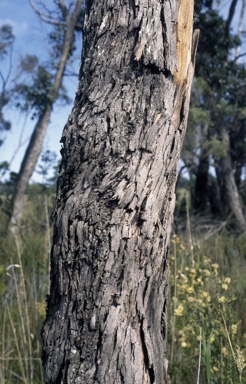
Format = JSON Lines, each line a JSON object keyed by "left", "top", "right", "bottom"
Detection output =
{"left": 42, "top": 1, "right": 198, "bottom": 383}
{"left": 9, "top": 0, "right": 83, "bottom": 230}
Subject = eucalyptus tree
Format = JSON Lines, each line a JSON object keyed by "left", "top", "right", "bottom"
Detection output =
{"left": 0, "top": 25, "right": 14, "bottom": 178}
{"left": 42, "top": 0, "right": 198, "bottom": 382}
{"left": 181, "top": 0, "right": 246, "bottom": 232}
{"left": 9, "top": 0, "right": 84, "bottom": 230}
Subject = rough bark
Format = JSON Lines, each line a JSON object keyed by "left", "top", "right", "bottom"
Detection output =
{"left": 42, "top": 1, "right": 198, "bottom": 383}
{"left": 9, "top": 0, "right": 83, "bottom": 230}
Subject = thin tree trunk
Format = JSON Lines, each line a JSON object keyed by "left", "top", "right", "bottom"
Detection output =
{"left": 10, "top": 105, "right": 52, "bottom": 228}
{"left": 218, "top": 126, "right": 246, "bottom": 232}
{"left": 42, "top": 1, "right": 198, "bottom": 383}
{"left": 194, "top": 124, "right": 209, "bottom": 213}
{"left": 225, "top": 0, "right": 239, "bottom": 37}
{"left": 207, "top": 175, "right": 222, "bottom": 217}
{"left": 235, "top": 0, "right": 246, "bottom": 59}
{"left": 9, "top": 0, "right": 83, "bottom": 230}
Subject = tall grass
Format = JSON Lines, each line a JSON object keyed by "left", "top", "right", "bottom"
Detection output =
{"left": 0, "top": 186, "right": 245, "bottom": 383}
{"left": 0, "top": 188, "right": 52, "bottom": 383}
{"left": 167, "top": 220, "right": 246, "bottom": 383}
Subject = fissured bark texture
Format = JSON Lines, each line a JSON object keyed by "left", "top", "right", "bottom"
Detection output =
{"left": 42, "top": 1, "right": 197, "bottom": 383}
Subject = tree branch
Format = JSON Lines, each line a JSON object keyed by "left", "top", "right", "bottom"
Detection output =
{"left": 0, "top": 70, "right": 5, "bottom": 90}
{"left": 58, "top": 0, "right": 69, "bottom": 22}
{"left": 225, "top": 0, "right": 238, "bottom": 37}
{"left": 232, "top": 52, "right": 246, "bottom": 63}
{"left": 28, "top": 0, "right": 83, "bottom": 29}
{"left": 29, "top": 0, "right": 66, "bottom": 26}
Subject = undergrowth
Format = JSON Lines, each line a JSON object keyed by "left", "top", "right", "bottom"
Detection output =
{"left": 167, "top": 231, "right": 246, "bottom": 383}
{"left": 0, "top": 190, "right": 52, "bottom": 383}
{"left": 0, "top": 188, "right": 245, "bottom": 383}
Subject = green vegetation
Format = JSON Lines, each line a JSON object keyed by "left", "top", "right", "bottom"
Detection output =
{"left": 0, "top": 188, "right": 53, "bottom": 383}
{"left": 0, "top": 186, "right": 245, "bottom": 383}
{"left": 167, "top": 208, "right": 246, "bottom": 383}
{"left": 0, "top": 0, "right": 245, "bottom": 382}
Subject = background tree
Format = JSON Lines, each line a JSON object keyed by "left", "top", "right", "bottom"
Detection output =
{"left": 42, "top": 0, "right": 198, "bottom": 382}
{"left": 9, "top": 0, "right": 84, "bottom": 230}
{"left": 0, "top": 25, "right": 14, "bottom": 178}
{"left": 179, "top": 0, "right": 246, "bottom": 232}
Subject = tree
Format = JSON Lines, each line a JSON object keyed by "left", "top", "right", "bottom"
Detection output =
{"left": 211, "top": 0, "right": 246, "bottom": 232}
{"left": 0, "top": 25, "right": 14, "bottom": 178}
{"left": 179, "top": 0, "right": 246, "bottom": 232}
{"left": 9, "top": 0, "right": 84, "bottom": 230}
{"left": 42, "top": 1, "right": 198, "bottom": 382}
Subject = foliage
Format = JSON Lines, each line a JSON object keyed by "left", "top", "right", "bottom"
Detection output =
{"left": 36, "top": 149, "right": 58, "bottom": 186}
{"left": 0, "top": 189, "right": 54, "bottom": 383}
{"left": 0, "top": 161, "right": 9, "bottom": 180}
{"left": 13, "top": 56, "right": 70, "bottom": 118}
{"left": 49, "top": 25, "right": 75, "bottom": 69}
{"left": 0, "top": 0, "right": 80, "bottom": 184}
{"left": 0, "top": 0, "right": 245, "bottom": 381}
{"left": 195, "top": 9, "right": 238, "bottom": 89}
{"left": 0, "top": 24, "right": 14, "bottom": 149}
{"left": 0, "top": 24, "right": 14, "bottom": 59}
{"left": 168, "top": 230, "right": 246, "bottom": 384}
{"left": 180, "top": 0, "right": 246, "bottom": 224}
{"left": 204, "top": 136, "right": 227, "bottom": 160}
{"left": 0, "top": 183, "right": 245, "bottom": 382}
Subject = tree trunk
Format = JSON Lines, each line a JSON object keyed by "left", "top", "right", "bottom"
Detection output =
{"left": 217, "top": 0, "right": 246, "bottom": 233}
{"left": 42, "top": 1, "right": 198, "bottom": 383}
{"left": 9, "top": 105, "right": 52, "bottom": 228}
{"left": 207, "top": 175, "right": 223, "bottom": 217}
{"left": 9, "top": 0, "right": 83, "bottom": 230}
{"left": 218, "top": 126, "right": 246, "bottom": 232}
{"left": 194, "top": 124, "right": 209, "bottom": 213}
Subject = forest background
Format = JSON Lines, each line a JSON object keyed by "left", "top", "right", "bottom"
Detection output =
{"left": 0, "top": 0, "right": 246, "bottom": 383}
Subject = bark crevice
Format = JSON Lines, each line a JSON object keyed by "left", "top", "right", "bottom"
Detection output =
{"left": 140, "top": 319, "right": 155, "bottom": 384}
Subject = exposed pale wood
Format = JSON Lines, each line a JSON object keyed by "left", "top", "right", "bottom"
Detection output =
{"left": 174, "top": 0, "right": 194, "bottom": 84}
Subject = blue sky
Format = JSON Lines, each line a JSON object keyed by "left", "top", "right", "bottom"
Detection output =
{"left": 0, "top": 0, "right": 81, "bottom": 182}
{"left": 0, "top": 0, "right": 245, "bottom": 183}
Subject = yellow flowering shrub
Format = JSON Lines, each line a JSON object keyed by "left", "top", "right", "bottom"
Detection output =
{"left": 174, "top": 304, "right": 184, "bottom": 317}
{"left": 167, "top": 235, "right": 244, "bottom": 384}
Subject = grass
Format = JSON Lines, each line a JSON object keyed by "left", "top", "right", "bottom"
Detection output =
{"left": 0, "top": 186, "right": 245, "bottom": 383}
{"left": 0, "top": 189, "right": 52, "bottom": 383}
{"left": 167, "top": 224, "right": 246, "bottom": 383}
